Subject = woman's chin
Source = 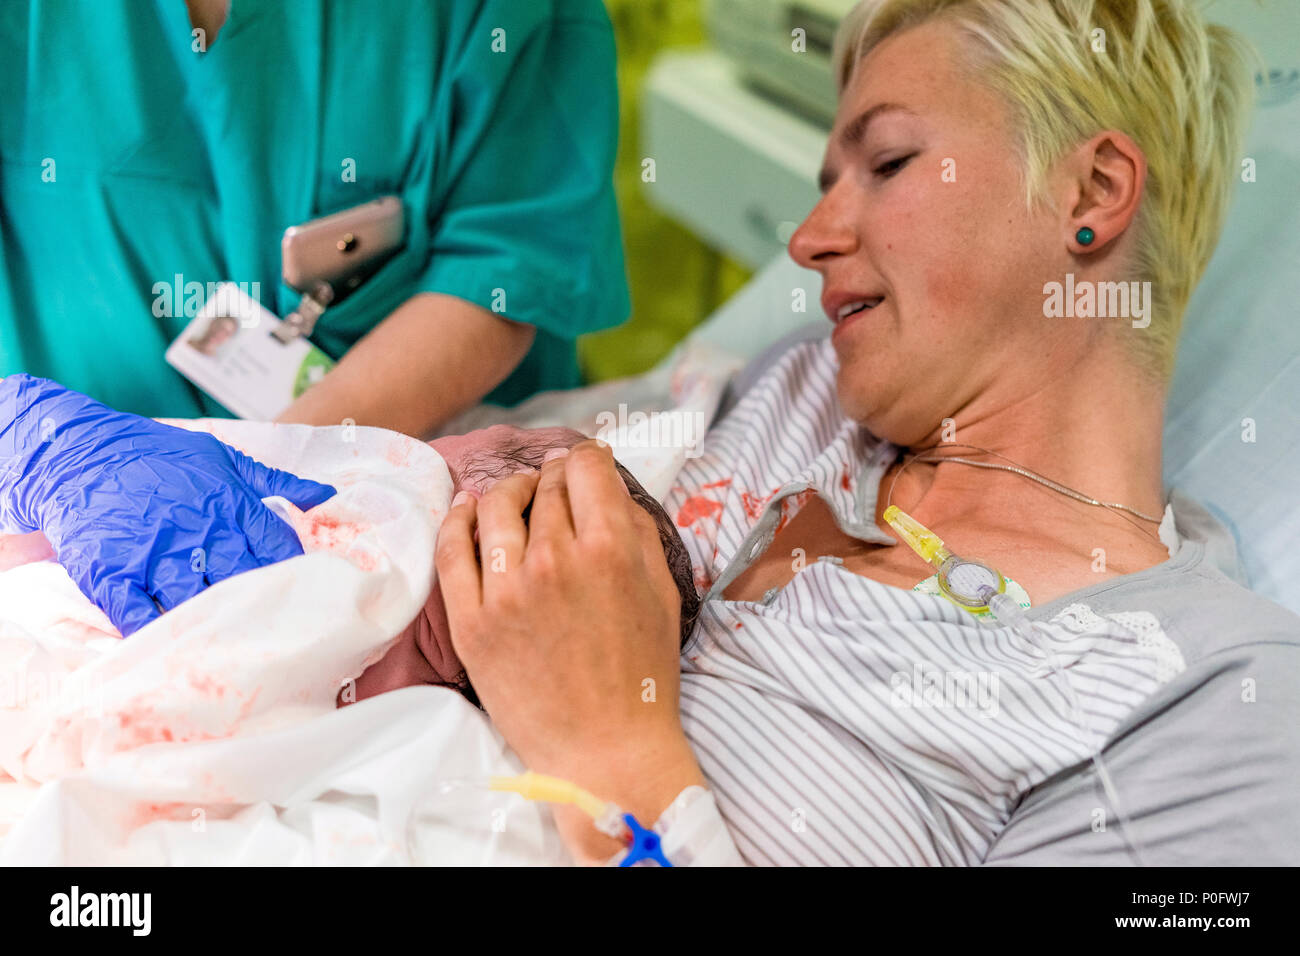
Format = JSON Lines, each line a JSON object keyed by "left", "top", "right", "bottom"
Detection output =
{"left": 836, "top": 358, "right": 890, "bottom": 421}
{"left": 836, "top": 385, "right": 889, "bottom": 438}
{"left": 835, "top": 375, "right": 929, "bottom": 446}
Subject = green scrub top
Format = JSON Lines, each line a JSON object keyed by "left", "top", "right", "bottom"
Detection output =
{"left": 0, "top": 0, "right": 630, "bottom": 418}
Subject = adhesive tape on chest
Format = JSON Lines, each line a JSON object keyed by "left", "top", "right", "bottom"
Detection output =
{"left": 912, "top": 569, "right": 1032, "bottom": 615}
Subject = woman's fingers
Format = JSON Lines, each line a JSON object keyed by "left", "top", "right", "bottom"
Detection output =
{"left": 629, "top": 502, "right": 673, "bottom": 586}
{"left": 476, "top": 471, "right": 539, "bottom": 597}
{"left": 528, "top": 452, "right": 576, "bottom": 545}
{"left": 435, "top": 493, "right": 482, "bottom": 631}
{"left": 564, "top": 440, "right": 632, "bottom": 540}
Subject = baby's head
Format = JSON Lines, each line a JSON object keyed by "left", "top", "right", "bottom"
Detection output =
{"left": 348, "top": 425, "right": 700, "bottom": 705}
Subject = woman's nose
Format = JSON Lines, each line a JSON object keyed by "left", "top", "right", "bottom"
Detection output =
{"left": 788, "top": 189, "right": 859, "bottom": 267}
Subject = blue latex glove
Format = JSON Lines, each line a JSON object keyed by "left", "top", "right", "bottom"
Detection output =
{"left": 0, "top": 374, "right": 336, "bottom": 635}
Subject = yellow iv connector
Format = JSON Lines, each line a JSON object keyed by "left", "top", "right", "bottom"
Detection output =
{"left": 882, "top": 504, "right": 955, "bottom": 569}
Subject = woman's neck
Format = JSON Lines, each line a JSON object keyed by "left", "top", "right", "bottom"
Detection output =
{"left": 185, "top": 0, "right": 229, "bottom": 44}
{"left": 890, "top": 346, "right": 1168, "bottom": 542}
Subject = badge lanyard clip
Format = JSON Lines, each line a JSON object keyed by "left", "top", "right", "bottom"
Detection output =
{"left": 272, "top": 281, "right": 334, "bottom": 344}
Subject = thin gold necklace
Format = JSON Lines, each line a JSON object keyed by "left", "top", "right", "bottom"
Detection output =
{"left": 885, "top": 443, "right": 1164, "bottom": 540}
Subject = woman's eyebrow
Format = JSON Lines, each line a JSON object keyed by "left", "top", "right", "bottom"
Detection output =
{"left": 819, "top": 102, "right": 917, "bottom": 192}
{"left": 839, "top": 102, "right": 916, "bottom": 148}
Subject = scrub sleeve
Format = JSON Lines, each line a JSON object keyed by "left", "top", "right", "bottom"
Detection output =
{"left": 412, "top": 4, "right": 632, "bottom": 405}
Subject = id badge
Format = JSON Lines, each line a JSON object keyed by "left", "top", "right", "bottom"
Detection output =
{"left": 165, "top": 283, "right": 335, "bottom": 420}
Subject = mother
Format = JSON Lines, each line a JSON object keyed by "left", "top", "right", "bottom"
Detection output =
{"left": 439, "top": 0, "right": 1299, "bottom": 865}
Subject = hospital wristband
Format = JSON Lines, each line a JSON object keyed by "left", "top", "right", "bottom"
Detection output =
{"left": 605, "top": 785, "right": 745, "bottom": 867}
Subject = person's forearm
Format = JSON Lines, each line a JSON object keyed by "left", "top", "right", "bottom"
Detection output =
{"left": 276, "top": 292, "right": 535, "bottom": 437}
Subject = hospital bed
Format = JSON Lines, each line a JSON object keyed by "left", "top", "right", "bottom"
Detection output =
{"left": 1, "top": 3, "right": 1296, "bottom": 866}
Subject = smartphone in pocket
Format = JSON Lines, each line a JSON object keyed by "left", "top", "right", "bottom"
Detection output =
{"left": 281, "top": 196, "right": 405, "bottom": 296}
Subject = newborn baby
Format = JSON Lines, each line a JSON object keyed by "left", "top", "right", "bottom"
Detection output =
{"left": 341, "top": 426, "right": 701, "bottom": 707}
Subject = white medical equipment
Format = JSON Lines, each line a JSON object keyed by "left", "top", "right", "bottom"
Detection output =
{"left": 642, "top": 0, "right": 850, "bottom": 266}
{"left": 704, "top": 0, "right": 851, "bottom": 124}
{"left": 642, "top": 49, "right": 824, "bottom": 268}
{"left": 706, "top": 0, "right": 853, "bottom": 124}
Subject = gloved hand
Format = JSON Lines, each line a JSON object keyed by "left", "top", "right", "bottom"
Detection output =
{"left": 0, "top": 374, "right": 336, "bottom": 635}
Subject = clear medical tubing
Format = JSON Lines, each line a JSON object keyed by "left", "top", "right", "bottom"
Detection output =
{"left": 489, "top": 772, "right": 627, "bottom": 839}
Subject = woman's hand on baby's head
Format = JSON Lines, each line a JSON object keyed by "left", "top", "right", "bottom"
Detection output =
{"left": 435, "top": 439, "right": 704, "bottom": 854}
{"left": 436, "top": 441, "right": 683, "bottom": 741}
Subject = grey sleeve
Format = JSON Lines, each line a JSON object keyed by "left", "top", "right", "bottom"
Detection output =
{"left": 982, "top": 641, "right": 1300, "bottom": 866}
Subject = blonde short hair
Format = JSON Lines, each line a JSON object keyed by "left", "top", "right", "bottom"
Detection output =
{"left": 833, "top": 0, "right": 1255, "bottom": 379}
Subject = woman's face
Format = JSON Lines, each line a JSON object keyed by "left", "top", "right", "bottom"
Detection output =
{"left": 790, "top": 20, "right": 1093, "bottom": 446}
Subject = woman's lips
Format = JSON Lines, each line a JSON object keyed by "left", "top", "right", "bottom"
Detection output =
{"left": 831, "top": 297, "right": 882, "bottom": 344}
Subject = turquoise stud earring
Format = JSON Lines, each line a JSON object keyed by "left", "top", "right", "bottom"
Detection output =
{"left": 1076, "top": 226, "right": 1095, "bottom": 246}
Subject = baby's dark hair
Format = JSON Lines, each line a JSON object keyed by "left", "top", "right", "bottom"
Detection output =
{"left": 610, "top": 460, "right": 702, "bottom": 648}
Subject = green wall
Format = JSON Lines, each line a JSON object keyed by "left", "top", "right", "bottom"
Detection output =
{"left": 578, "top": 0, "right": 753, "bottom": 381}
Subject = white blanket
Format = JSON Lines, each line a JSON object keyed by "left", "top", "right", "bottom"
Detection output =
{"left": 0, "top": 421, "right": 565, "bottom": 864}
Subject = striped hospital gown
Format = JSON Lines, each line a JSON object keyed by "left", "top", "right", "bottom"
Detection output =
{"left": 666, "top": 340, "right": 1185, "bottom": 866}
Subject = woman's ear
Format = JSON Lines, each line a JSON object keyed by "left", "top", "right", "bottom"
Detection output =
{"left": 1064, "top": 130, "right": 1147, "bottom": 253}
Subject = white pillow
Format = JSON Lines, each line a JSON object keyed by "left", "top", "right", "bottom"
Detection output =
{"left": 1164, "top": 1, "right": 1300, "bottom": 612}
